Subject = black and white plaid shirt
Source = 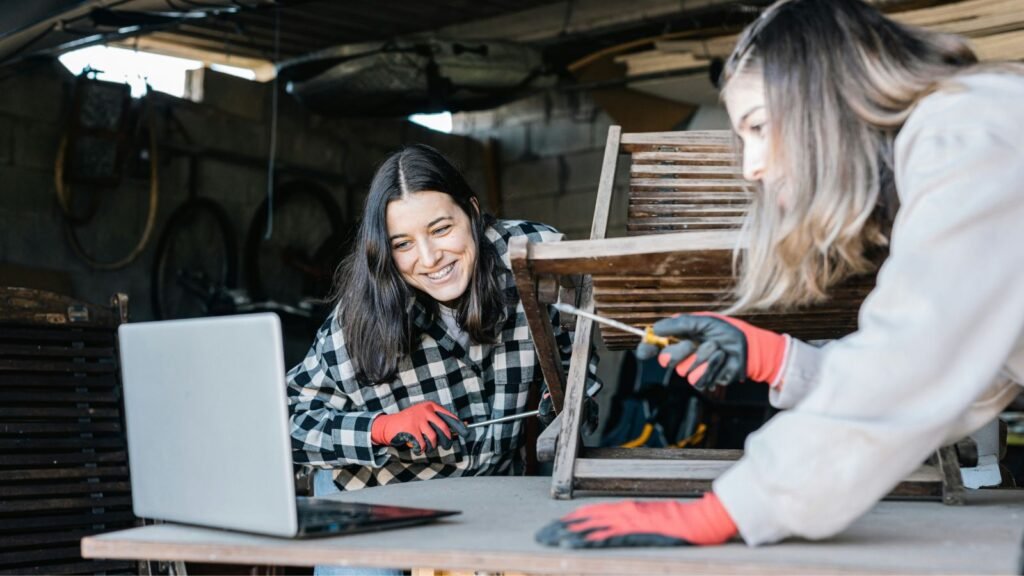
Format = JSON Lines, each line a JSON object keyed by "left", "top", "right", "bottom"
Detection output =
{"left": 287, "top": 219, "right": 600, "bottom": 491}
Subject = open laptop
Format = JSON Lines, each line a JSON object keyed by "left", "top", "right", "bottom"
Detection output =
{"left": 118, "top": 313, "right": 459, "bottom": 538}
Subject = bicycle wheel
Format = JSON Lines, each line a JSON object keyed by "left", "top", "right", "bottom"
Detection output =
{"left": 244, "top": 179, "right": 348, "bottom": 305}
{"left": 151, "top": 197, "right": 238, "bottom": 319}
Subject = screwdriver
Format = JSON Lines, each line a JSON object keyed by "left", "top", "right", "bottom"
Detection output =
{"left": 465, "top": 381, "right": 603, "bottom": 429}
{"left": 551, "top": 302, "right": 678, "bottom": 348}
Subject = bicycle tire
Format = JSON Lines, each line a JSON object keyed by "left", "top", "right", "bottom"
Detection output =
{"left": 243, "top": 179, "right": 347, "bottom": 305}
{"left": 151, "top": 197, "right": 238, "bottom": 320}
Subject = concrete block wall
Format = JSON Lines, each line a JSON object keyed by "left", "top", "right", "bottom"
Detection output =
{"left": 453, "top": 90, "right": 631, "bottom": 240}
{"left": 0, "top": 59, "right": 484, "bottom": 323}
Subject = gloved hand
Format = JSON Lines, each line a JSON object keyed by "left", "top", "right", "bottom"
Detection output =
{"left": 635, "top": 313, "right": 787, "bottom": 390}
{"left": 370, "top": 401, "right": 469, "bottom": 455}
{"left": 538, "top": 385, "right": 599, "bottom": 436}
{"left": 535, "top": 493, "right": 737, "bottom": 548}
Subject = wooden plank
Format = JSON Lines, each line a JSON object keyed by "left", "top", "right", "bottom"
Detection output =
{"left": 590, "top": 125, "right": 621, "bottom": 241}
{"left": 0, "top": 374, "right": 118, "bottom": 388}
{"left": 0, "top": 344, "right": 115, "bottom": 358}
{"left": 584, "top": 447, "right": 744, "bottom": 460}
{"left": 0, "top": 511, "right": 135, "bottom": 532}
{"left": 0, "top": 466, "right": 129, "bottom": 482}
{"left": 0, "top": 327, "right": 113, "bottom": 345}
{"left": 0, "top": 495, "right": 133, "bottom": 513}
{"left": 0, "top": 559, "right": 137, "bottom": 576}
{"left": 536, "top": 412, "right": 560, "bottom": 463}
{"left": 0, "top": 451, "right": 127, "bottom": 467}
{"left": 621, "top": 130, "right": 733, "bottom": 148}
{"left": 0, "top": 391, "right": 120, "bottom": 404}
{"left": 630, "top": 164, "right": 743, "bottom": 178}
{"left": 81, "top": 477, "right": 1024, "bottom": 574}
{"left": 507, "top": 236, "right": 567, "bottom": 412}
{"left": 550, "top": 283, "right": 595, "bottom": 500}
{"left": 0, "top": 481, "right": 131, "bottom": 498}
{"left": 0, "top": 359, "right": 116, "bottom": 374}
{"left": 0, "top": 407, "right": 122, "bottom": 419}
{"left": 630, "top": 177, "right": 749, "bottom": 190}
{"left": 0, "top": 437, "right": 126, "bottom": 451}
{"left": 631, "top": 151, "right": 738, "bottom": 165}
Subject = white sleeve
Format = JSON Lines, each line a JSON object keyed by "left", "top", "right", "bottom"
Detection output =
{"left": 714, "top": 122, "right": 1024, "bottom": 545}
{"left": 768, "top": 338, "right": 832, "bottom": 409}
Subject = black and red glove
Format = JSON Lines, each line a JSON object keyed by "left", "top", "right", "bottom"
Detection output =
{"left": 370, "top": 401, "right": 469, "bottom": 454}
{"left": 536, "top": 493, "right": 737, "bottom": 548}
{"left": 636, "top": 312, "right": 788, "bottom": 390}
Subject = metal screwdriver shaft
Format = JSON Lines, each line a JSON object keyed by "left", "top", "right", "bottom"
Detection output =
{"left": 551, "top": 302, "right": 674, "bottom": 347}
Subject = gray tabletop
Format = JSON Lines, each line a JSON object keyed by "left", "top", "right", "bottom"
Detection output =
{"left": 83, "top": 476, "right": 1024, "bottom": 574}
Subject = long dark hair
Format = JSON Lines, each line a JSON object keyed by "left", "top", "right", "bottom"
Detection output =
{"left": 330, "top": 144, "right": 508, "bottom": 383}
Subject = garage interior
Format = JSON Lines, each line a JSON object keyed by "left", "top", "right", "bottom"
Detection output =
{"left": 1, "top": 0, "right": 1024, "bottom": 574}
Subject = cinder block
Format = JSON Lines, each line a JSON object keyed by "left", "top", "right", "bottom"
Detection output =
{"left": 0, "top": 165, "right": 55, "bottom": 214}
{"left": 0, "top": 114, "right": 12, "bottom": 165}
{"left": 197, "top": 68, "right": 269, "bottom": 121}
{"left": 501, "top": 155, "right": 560, "bottom": 200}
{"left": 529, "top": 117, "right": 598, "bottom": 157}
{"left": 0, "top": 60, "right": 72, "bottom": 122}
{"left": 555, "top": 188, "right": 600, "bottom": 232}
{"left": 13, "top": 117, "right": 61, "bottom": 172}
{"left": 503, "top": 194, "right": 557, "bottom": 226}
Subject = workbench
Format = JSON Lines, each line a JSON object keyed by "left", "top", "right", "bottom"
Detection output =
{"left": 82, "top": 476, "right": 1024, "bottom": 574}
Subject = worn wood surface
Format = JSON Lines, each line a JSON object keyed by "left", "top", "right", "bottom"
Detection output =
{"left": 550, "top": 284, "right": 595, "bottom": 499}
{"left": 82, "top": 476, "right": 1024, "bottom": 575}
{"left": 590, "top": 125, "right": 621, "bottom": 241}
{"left": 509, "top": 236, "right": 567, "bottom": 412}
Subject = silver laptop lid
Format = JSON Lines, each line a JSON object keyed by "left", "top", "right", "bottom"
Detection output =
{"left": 119, "top": 313, "right": 298, "bottom": 537}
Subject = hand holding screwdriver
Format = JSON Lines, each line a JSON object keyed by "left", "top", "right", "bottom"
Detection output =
{"left": 370, "top": 401, "right": 469, "bottom": 454}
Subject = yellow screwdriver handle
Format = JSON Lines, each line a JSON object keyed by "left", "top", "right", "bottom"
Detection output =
{"left": 643, "top": 326, "right": 674, "bottom": 348}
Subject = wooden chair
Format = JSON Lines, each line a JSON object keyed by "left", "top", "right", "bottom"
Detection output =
{"left": 509, "top": 126, "right": 964, "bottom": 504}
{"left": 0, "top": 287, "right": 141, "bottom": 574}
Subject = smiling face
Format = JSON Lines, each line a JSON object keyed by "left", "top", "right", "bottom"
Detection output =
{"left": 724, "top": 72, "right": 771, "bottom": 185}
{"left": 386, "top": 190, "right": 478, "bottom": 305}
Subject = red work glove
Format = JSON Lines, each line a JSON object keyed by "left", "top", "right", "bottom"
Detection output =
{"left": 636, "top": 312, "right": 788, "bottom": 390}
{"left": 535, "top": 493, "right": 737, "bottom": 548}
{"left": 370, "top": 401, "right": 469, "bottom": 455}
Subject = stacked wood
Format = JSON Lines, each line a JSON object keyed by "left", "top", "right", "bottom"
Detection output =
{"left": 0, "top": 288, "right": 137, "bottom": 575}
{"left": 615, "top": 0, "right": 1024, "bottom": 81}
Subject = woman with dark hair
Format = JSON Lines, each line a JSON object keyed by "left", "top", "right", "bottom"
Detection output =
{"left": 287, "top": 144, "right": 599, "bottom": 500}
{"left": 538, "top": 0, "right": 1024, "bottom": 548}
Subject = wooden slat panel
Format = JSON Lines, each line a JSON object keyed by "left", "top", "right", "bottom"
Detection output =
{"left": 0, "top": 327, "right": 114, "bottom": 345}
{"left": 0, "top": 511, "right": 136, "bottom": 532}
{"left": 0, "top": 481, "right": 131, "bottom": 498}
{"left": 630, "top": 177, "right": 746, "bottom": 190}
{"left": 0, "top": 495, "right": 133, "bottom": 513}
{"left": 0, "top": 344, "right": 115, "bottom": 358}
{"left": 0, "top": 451, "right": 127, "bottom": 467}
{"left": 630, "top": 164, "right": 743, "bottom": 178}
{"left": 0, "top": 374, "right": 118, "bottom": 389}
{"left": 0, "top": 391, "right": 120, "bottom": 404}
{"left": 0, "top": 437, "right": 126, "bottom": 451}
{"left": 0, "top": 359, "right": 116, "bottom": 373}
{"left": 631, "top": 151, "right": 737, "bottom": 165}
{"left": 621, "top": 130, "right": 733, "bottom": 150}
{"left": 0, "top": 403, "right": 121, "bottom": 416}
{"left": 0, "top": 466, "right": 129, "bottom": 482}
{"left": 0, "top": 559, "right": 137, "bottom": 576}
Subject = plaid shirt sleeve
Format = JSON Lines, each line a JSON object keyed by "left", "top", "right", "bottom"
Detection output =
{"left": 286, "top": 314, "right": 388, "bottom": 469}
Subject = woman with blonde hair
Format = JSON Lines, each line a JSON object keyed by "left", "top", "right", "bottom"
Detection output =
{"left": 538, "top": 0, "right": 1024, "bottom": 547}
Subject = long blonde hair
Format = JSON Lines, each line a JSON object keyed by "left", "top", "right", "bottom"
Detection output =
{"left": 720, "top": 0, "right": 976, "bottom": 312}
